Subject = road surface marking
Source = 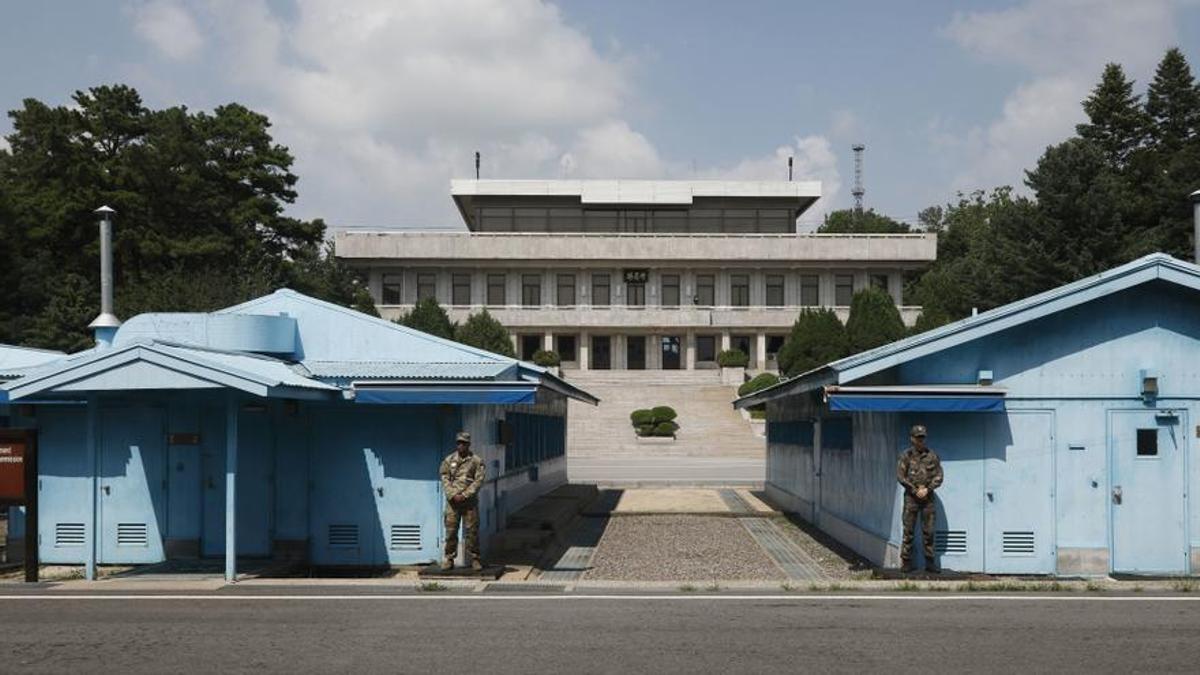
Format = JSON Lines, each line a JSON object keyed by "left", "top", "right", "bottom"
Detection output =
{"left": 1, "top": 594, "right": 1198, "bottom": 602}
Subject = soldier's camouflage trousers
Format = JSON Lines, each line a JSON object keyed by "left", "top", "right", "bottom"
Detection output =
{"left": 901, "top": 493, "right": 936, "bottom": 565}
{"left": 444, "top": 500, "right": 481, "bottom": 564}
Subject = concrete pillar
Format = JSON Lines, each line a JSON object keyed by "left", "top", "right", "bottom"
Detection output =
{"left": 720, "top": 332, "right": 731, "bottom": 353}
{"left": 685, "top": 330, "right": 696, "bottom": 370}
{"left": 510, "top": 333, "right": 519, "bottom": 354}
{"left": 225, "top": 395, "right": 239, "bottom": 583}
{"left": 543, "top": 332, "right": 554, "bottom": 352}
{"left": 85, "top": 396, "right": 98, "bottom": 581}
{"left": 755, "top": 332, "right": 768, "bottom": 371}
{"left": 579, "top": 331, "right": 590, "bottom": 370}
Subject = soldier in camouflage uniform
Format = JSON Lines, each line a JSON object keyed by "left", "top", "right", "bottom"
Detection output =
{"left": 440, "top": 431, "right": 486, "bottom": 571}
{"left": 896, "top": 424, "right": 944, "bottom": 573}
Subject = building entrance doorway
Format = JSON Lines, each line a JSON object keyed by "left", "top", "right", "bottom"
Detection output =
{"left": 626, "top": 336, "right": 646, "bottom": 370}
{"left": 591, "top": 336, "right": 611, "bottom": 370}
{"left": 661, "top": 336, "right": 681, "bottom": 370}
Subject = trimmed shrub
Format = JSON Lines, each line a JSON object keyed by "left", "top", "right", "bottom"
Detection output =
{"left": 532, "top": 349, "right": 561, "bottom": 367}
{"left": 777, "top": 308, "right": 850, "bottom": 377}
{"left": 846, "top": 287, "right": 906, "bottom": 354}
{"left": 652, "top": 422, "right": 678, "bottom": 437}
{"left": 650, "top": 406, "right": 677, "bottom": 423}
{"left": 737, "top": 372, "right": 779, "bottom": 397}
{"left": 630, "top": 409, "right": 654, "bottom": 426}
{"left": 454, "top": 309, "right": 516, "bottom": 357}
{"left": 396, "top": 296, "right": 455, "bottom": 340}
{"left": 717, "top": 349, "right": 748, "bottom": 368}
{"left": 637, "top": 423, "right": 655, "bottom": 437}
{"left": 910, "top": 307, "right": 953, "bottom": 337}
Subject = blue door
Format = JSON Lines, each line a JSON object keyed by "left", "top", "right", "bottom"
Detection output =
{"left": 370, "top": 407, "right": 450, "bottom": 565}
{"left": 201, "top": 407, "right": 273, "bottom": 557}
{"left": 36, "top": 407, "right": 90, "bottom": 564}
{"left": 983, "top": 411, "right": 1055, "bottom": 574}
{"left": 99, "top": 406, "right": 167, "bottom": 564}
{"left": 1110, "top": 409, "right": 1188, "bottom": 574}
{"left": 309, "top": 408, "right": 382, "bottom": 565}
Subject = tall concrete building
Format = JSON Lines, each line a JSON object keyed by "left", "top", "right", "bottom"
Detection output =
{"left": 335, "top": 179, "right": 937, "bottom": 373}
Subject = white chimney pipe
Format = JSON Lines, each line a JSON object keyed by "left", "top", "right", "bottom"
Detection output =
{"left": 88, "top": 205, "right": 121, "bottom": 348}
{"left": 1192, "top": 189, "right": 1200, "bottom": 264}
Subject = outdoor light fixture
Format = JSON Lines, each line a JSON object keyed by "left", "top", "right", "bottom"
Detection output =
{"left": 977, "top": 370, "right": 994, "bottom": 386}
{"left": 1140, "top": 369, "right": 1158, "bottom": 404}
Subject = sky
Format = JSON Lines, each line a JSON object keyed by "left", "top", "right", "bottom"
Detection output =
{"left": 1, "top": 0, "right": 1198, "bottom": 231}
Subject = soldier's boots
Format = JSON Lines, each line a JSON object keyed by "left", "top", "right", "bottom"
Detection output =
{"left": 900, "top": 561, "right": 915, "bottom": 574}
{"left": 442, "top": 558, "right": 454, "bottom": 571}
{"left": 925, "top": 563, "right": 941, "bottom": 574}
{"left": 470, "top": 559, "right": 484, "bottom": 572}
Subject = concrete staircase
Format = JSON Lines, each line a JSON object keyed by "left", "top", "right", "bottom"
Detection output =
{"left": 564, "top": 370, "right": 764, "bottom": 458}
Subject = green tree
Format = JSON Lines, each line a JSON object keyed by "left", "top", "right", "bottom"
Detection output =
{"left": 1145, "top": 48, "right": 1200, "bottom": 152}
{"left": 1141, "top": 48, "right": 1200, "bottom": 260}
{"left": 818, "top": 208, "right": 910, "bottom": 234}
{"left": 455, "top": 309, "right": 516, "bottom": 357}
{"left": 776, "top": 308, "right": 850, "bottom": 377}
{"left": 909, "top": 307, "right": 953, "bottom": 336}
{"left": 1076, "top": 63, "right": 1150, "bottom": 167}
{"left": 396, "top": 296, "right": 455, "bottom": 339}
{"left": 845, "top": 287, "right": 906, "bottom": 354}
{"left": 0, "top": 84, "right": 367, "bottom": 351}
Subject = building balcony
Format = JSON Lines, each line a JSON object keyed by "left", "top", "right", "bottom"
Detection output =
{"left": 377, "top": 304, "right": 924, "bottom": 329}
{"left": 335, "top": 230, "right": 937, "bottom": 265}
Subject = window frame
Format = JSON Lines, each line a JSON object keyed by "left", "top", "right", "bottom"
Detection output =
{"left": 765, "top": 273, "right": 785, "bottom": 307}
{"left": 556, "top": 273, "right": 576, "bottom": 307}
{"left": 486, "top": 273, "right": 507, "bottom": 306}
{"left": 416, "top": 272, "right": 437, "bottom": 302}
{"left": 730, "top": 273, "right": 750, "bottom": 307}
{"left": 451, "top": 273, "right": 472, "bottom": 306}
{"left": 521, "top": 274, "right": 542, "bottom": 307}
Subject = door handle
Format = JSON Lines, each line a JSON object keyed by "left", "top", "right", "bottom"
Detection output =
{"left": 1112, "top": 486, "right": 1122, "bottom": 505}
{"left": 377, "top": 487, "right": 384, "bottom": 497}
{"left": 986, "top": 491, "right": 994, "bottom": 502}
{"left": 102, "top": 485, "right": 111, "bottom": 496}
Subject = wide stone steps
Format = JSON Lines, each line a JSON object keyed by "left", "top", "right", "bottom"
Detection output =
{"left": 565, "top": 371, "right": 763, "bottom": 458}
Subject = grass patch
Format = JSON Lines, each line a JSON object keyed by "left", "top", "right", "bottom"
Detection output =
{"left": 1085, "top": 581, "right": 1103, "bottom": 592}
{"left": 780, "top": 583, "right": 795, "bottom": 592}
{"left": 419, "top": 582, "right": 448, "bottom": 592}
{"left": 1133, "top": 585, "right": 1144, "bottom": 593}
{"left": 705, "top": 582, "right": 720, "bottom": 592}
{"left": 925, "top": 583, "right": 951, "bottom": 592}
{"left": 827, "top": 582, "right": 846, "bottom": 592}
{"left": 678, "top": 583, "right": 697, "bottom": 593}
{"left": 808, "top": 582, "right": 822, "bottom": 592}
{"left": 1171, "top": 579, "right": 1195, "bottom": 593}
{"left": 895, "top": 580, "right": 921, "bottom": 592}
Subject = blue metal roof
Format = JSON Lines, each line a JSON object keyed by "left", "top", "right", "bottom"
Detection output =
{"left": 0, "top": 343, "right": 67, "bottom": 379}
{"left": 735, "top": 253, "right": 1200, "bottom": 408}
{"left": 304, "top": 360, "right": 516, "bottom": 381}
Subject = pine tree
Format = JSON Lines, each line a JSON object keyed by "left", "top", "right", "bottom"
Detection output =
{"left": 455, "top": 309, "right": 516, "bottom": 357}
{"left": 1077, "top": 63, "right": 1150, "bottom": 167}
{"left": 776, "top": 308, "right": 850, "bottom": 377}
{"left": 396, "top": 297, "right": 455, "bottom": 340}
{"left": 1142, "top": 48, "right": 1200, "bottom": 259}
{"left": 1146, "top": 48, "right": 1200, "bottom": 152}
{"left": 845, "top": 287, "right": 906, "bottom": 354}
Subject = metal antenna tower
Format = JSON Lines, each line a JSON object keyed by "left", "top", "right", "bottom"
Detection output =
{"left": 851, "top": 144, "right": 865, "bottom": 212}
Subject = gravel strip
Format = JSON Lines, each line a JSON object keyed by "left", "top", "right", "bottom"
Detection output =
{"left": 771, "top": 515, "right": 870, "bottom": 580}
{"left": 583, "top": 515, "right": 785, "bottom": 582}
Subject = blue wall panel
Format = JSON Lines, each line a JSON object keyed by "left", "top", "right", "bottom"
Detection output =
{"left": 36, "top": 407, "right": 90, "bottom": 563}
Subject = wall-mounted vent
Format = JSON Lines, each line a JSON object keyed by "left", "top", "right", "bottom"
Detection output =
{"left": 390, "top": 525, "right": 421, "bottom": 551}
{"left": 116, "top": 523, "right": 148, "bottom": 547}
{"left": 328, "top": 524, "right": 359, "bottom": 548}
{"left": 55, "top": 523, "right": 85, "bottom": 547}
{"left": 934, "top": 530, "right": 967, "bottom": 555}
{"left": 1002, "top": 531, "right": 1036, "bottom": 556}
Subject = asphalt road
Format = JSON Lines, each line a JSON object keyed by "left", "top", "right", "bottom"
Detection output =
{"left": 569, "top": 456, "right": 764, "bottom": 485}
{"left": 2, "top": 591, "right": 1198, "bottom": 673}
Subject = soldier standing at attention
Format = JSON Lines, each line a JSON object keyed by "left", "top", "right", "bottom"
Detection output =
{"left": 896, "top": 424, "right": 944, "bottom": 573}
{"left": 440, "top": 431, "right": 486, "bottom": 571}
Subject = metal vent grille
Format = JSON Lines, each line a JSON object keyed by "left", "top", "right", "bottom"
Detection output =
{"left": 55, "top": 523, "right": 85, "bottom": 547}
{"left": 934, "top": 530, "right": 967, "bottom": 555}
{"left": 328, "top": 524, "right": 359, "bottom": 548}
{"left": 390, "top": 525, "right": 421, "bottom": 551}
{"left": 116, "top": 523, "right": 148, "bottom": 547}
{"left": 1002, "top": 531, "right": 1036, "bottom": 556}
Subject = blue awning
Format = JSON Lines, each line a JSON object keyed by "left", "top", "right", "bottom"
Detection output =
{"left": 355, "top": 384, "right": 537, "bottom": 405}
{"left": 825, "top": 385, "right": 1006, "bottom": 413}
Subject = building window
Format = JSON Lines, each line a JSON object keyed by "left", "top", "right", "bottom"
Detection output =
{"left": 800, "top": 274, "right": 820, "bottom": 306}
{"left": 1137, "top": 429, "right": 1158, "bottom": 456}
{"left": 487, "top": 274, "right": 506, "bottom": 306}
{"left": 765, "top": 274, "right": 785, "bottom": 307}
{"left": 515, "top": 208, "right": 548, "bottom": 231}
{"left": 520, "top": 335, "right": 541, "bottom": 361}
{"left": 696, "top": 335, "right": 717, "bottom": 362}
{"left": 556, "top": 335, "right": 577, "bottom": 362}
{"left": 556, "top": 274, "right": 576, "bottom": 306}
{"left": 695, "top": 274, "right": 715, "bottom": 306}
{"left": 627, "top": 283, "right": 646, "bottom": 306}
{"left": 451, "top": 273, "right": 472, "bottom": 305}
{"left": 766, "top": 335, "right": 786, "bottom": 361}
{"left": 758, "top": 209, "right": 791, "bottom": 232}
{"left": 381, "top": 274, "right": 402, "bottom": 305}
{"left": 834, "top": 274, "right": 854, "bottom": 306}
{"left": 592, "top": 273, "right": 611, "bottom": 306}
{"left": 416, "top": 272, "right": 437, "bottom": 302}
{"left": 661, "top": 274, "right": 681, "bottom": 307}
{"left": 478, "top": 207, "right": 513, "bottom": 231}
{"left": 521, "top": 274, "right": 542, "bottom": 306}
{"left": 870, "top": 274, "right": 889, "bottom": 292}
{"left": 732, "top": 334, "right": 753, "bottom": 358}
{"left": 730, "top": 274, "right": 750, "bottom": 307}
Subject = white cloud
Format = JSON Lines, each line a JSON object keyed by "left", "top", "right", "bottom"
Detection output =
{"left": 560, "top": 121, "right": 664, "bottom": 179}
{"left": 129, "top": 0, "right": 205, "bottom": 61}
{"left": 940, "top": 0, "right": 1181, "bottom": 192}
{"left": 829, "top": 109, "right": 862, "bottom": 142}
{"left": 700, "top": 135, "right": 842, "bottom": 228}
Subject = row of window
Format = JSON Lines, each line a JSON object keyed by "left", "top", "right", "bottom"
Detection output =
{"left": 382, "top": 272, "right": 891, "bottom": 307}
{"left": 474, "top": 207, "right": 796, "bottom": 233}
{"left": 517, "top": 333, "right": 788, "bottom": 364}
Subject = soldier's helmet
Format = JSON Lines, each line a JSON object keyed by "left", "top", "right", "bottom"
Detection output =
{"left": 909, "top": 424, "right": 927, "bottom": 438}
{"left": 456, "top": 431, "right": 471, "bottom": 444}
